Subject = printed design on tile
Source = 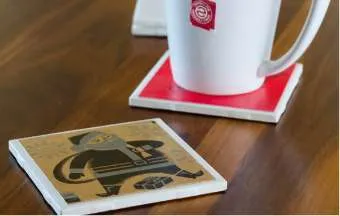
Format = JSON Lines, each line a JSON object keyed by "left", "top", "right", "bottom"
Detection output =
{"left": 53, "top": 131, "right": 204, "bottom": 200}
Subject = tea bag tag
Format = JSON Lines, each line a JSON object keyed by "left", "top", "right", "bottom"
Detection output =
{"left": 190, "top": 0, "right": 216, "bottom": 31}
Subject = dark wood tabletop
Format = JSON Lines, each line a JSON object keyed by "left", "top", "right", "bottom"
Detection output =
{"left": 0, "top": 0, "right": 338, "bottom": 214}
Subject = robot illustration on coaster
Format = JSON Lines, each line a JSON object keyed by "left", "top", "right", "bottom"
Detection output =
{"left": 53, "top": 130, "right": 204, "bottom": 200}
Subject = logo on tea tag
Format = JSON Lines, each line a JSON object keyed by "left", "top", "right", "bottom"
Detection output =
{"left": 190, "top": 0, "right": 216, "bottom": 31}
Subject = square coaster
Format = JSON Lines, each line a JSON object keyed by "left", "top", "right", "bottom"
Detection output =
{"left": 9, "top": 119, "right": 227, "bottom": 214}
{"left": 129, "top": 51, "right": 303, "bottom": 123}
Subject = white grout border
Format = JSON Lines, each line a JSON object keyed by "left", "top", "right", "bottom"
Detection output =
{"left": 9, "top": 118, "right": 227, "bottom": 215}
{"left": 129, "top": 52, "right": 303, "bottom": 123}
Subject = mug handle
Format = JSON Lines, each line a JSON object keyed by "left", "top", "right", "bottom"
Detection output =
{"left": 258, "top": 0, "right": 331, "bottom": 77}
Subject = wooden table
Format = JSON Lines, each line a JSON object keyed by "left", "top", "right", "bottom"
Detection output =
{"left": 0, "top": 0, "right": 338, "bottom": 214}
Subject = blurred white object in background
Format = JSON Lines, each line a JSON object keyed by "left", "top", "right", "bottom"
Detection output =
{"left": 131, "top": 0, "right": 167, "bottom": 37}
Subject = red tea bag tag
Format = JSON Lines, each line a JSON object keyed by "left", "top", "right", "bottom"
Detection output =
{"left": 190, "top": 0, "right": 216, "bottom": 31}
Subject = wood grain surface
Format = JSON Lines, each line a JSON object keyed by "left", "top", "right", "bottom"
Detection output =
{"left": 0, "top": 0, "right": 338, "bottom": 214}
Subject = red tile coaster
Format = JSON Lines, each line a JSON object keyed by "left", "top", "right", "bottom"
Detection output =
{"left": 140, "top": 58, "right": 296, "bottom": 112}
{"left": 130, "top": 52, "right": 303, "bottom": 123}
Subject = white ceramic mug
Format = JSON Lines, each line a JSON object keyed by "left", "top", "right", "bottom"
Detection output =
{"left": 165, "top": 0, "right": 330, "bottom": 95}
